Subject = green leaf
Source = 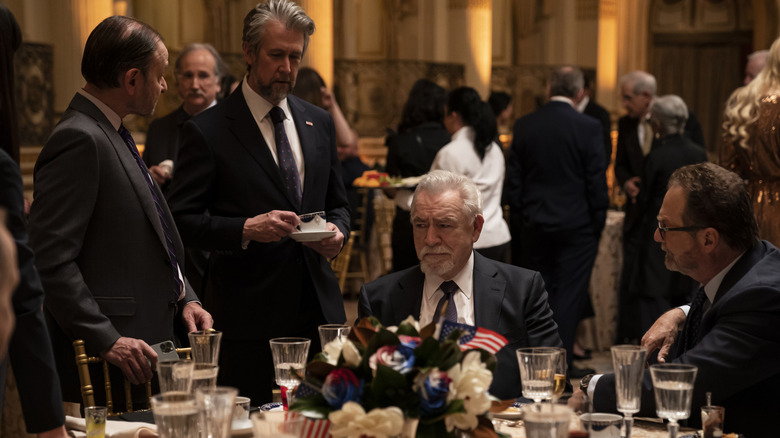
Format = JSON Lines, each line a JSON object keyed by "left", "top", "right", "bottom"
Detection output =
{"left": 396, "top": 322, "right": 420, "bottom": 337}
{"left": 289, "top": 394, "right": 331, "bottom": 419}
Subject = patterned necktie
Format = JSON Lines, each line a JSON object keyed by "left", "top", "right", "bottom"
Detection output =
{"left": 118, "top": 124, "right": 183, "bottom": 303}
{"left": 268, "top": 106, "right": 302, "bottom": 208}
{"left": 682, "top": 287, "right": 708, "bottom": 352}
{"left": 433, "top": 280, "right": 459, "bottom": 323}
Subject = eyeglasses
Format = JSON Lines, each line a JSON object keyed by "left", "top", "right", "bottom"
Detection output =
{"left": 657, "top": 221, "right": 706, "bottom": 240}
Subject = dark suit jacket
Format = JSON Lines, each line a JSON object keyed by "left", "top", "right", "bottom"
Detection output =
{"left": 385, "top": 122, "right": 451, "bottom": 178}
{"left": 167, "top": 87, "right": 349, "bottom": 339}
{"left": 29, "top": 93, "right": 198, "bottom": 402}
{"left": 142, "top": 105, "right": 189, "bottom": 194}
{"left": 505, "top": 101, "right": 608, "bottom": 234}
{"left": 0, "top": 149, "right": 64, "bottom": 432}
{"left": 357, "top": 252, "right": 563, "bottom": 400}
{"left": 582, "top": 98, "right": 612, "bottom": 169}
{"left": 594, "top": 241, "right": 780, "bottom": 436}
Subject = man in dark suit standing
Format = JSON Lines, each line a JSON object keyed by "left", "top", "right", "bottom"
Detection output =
{"left": 29, "top": 16, "right": 212, "bottom": 405}
{"left": 574, "top": 163, "right": 780, "bottom": 435}
{"left": 167, "top": 0, "right": 350, "bottom": 404}
{"left": 505, "top": 66, "right": 608, "bottom": 377}
{"left": 576, "top": 74, "right": 612, "bottom": 169}
{"left": 359, "top": 170, "right": 563, "bottom": 400}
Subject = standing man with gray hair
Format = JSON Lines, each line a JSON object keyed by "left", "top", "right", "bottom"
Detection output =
{"left": 167, "top": 0, "right": 350, "bottom": 403}
{"left": 359, "top": 170, "right": 563, "bottom": 400}
{"left": 505, "top": 66, "right": 608, "bottom": 377}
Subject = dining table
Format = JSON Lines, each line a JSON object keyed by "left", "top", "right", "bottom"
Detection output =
{"left": 497, "top": 415, "right": 698, "bottom": 438}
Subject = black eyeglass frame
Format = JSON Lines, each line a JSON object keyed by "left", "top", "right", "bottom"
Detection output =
{"left": 657, "top": 221, "right": 707, "bottom": 239}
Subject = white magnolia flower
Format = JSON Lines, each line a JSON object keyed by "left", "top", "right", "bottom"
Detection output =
{"left": 328, "top": 402, "right": 404, "bottom": 438}
{"left": 341, "top": 340, "right": 362, "bottom": 367}
{"left": 444, "top": 351, "right": 493, "bottom": 431}
{"left": 322, "top": 338, "right": 346, "bottom": 365}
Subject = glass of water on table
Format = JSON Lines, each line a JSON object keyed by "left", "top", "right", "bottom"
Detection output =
{"left": 650, "top": 363, "right": 698, "bottom": 438}
{"left": 269, "top": 337, "right": 311, "bottom": 410}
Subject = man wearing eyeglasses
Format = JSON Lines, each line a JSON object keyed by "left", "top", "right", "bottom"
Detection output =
{"left": 572, "top": 162, "right": 780, "bottom": 435}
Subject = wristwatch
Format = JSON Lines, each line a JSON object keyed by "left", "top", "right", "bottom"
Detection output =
{"left": 579, "top": 373, "right": 595, "bottom": 392}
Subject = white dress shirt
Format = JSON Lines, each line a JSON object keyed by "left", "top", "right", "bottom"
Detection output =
{"left": 241, "top": 78, "right": 305, "bottom": 185}
{"left": 419, "top": 252, "right": 475, "bottom": 326}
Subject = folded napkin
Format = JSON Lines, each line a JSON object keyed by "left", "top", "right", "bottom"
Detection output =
{"left": 65, "top": 415, "right": 157, "bottom": 438}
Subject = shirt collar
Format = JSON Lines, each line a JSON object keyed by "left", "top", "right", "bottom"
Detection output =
{"left": 702, "top": 252, "right": 745, "bottom": 302}
{"left": 241, "top": 76, "right": 292, "bottom": 124}
{"left": 77, "top": 88, "right": 122, "bottom": 130}
{"left": 423, "top": 251, "right": 475, "bottom": 302}
{"left": 576, "top": 95, "right": 589, "bottom": 113}
{"left": 550, "top": 96, "right": 575, "bottom": 107}
{"left": 451, "top": 125, "right": 475, "bottom": 142}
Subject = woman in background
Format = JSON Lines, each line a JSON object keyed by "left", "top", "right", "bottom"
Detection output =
{"left": 385, "top": 79, "right": 451, "bottom": 272}
{"left": 431, "top": 86, "right": 511, "bottom": 262}
{"left": 722, "top": 36, "right": 780, "bottom": 246}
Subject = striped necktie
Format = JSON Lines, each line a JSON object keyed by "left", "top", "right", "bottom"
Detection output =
{"left": 118, "top": 124, "right": 183, "bottom": 303}
{"left": 433, "top": 280, "right": 459, "bottom": 323}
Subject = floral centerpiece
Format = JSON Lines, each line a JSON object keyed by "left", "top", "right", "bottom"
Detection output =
{"left": 290, "top": 316, "right": 513, "bottom": 438}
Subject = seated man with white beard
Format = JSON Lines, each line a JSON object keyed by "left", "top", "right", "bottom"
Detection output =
{"left": 358, "top": 170, "right": 563, "bottom": 399}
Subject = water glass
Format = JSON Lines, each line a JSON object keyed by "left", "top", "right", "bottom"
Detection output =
{"left": 151, "top": 392, "right": 199, "bottom": 438}
{"left": 157, "top": 359, "right": 194, "bottom": 393}
{"left": 188, "top": 329, "right": 222, "bottom": 364}
{"left": 269, "top": 337, "right": 311, "bottom": 410}
{"left": 85, "top": 406, "right": 107, "bottom": 438}
{"left": 611, "top": 345, "right": 647, "bottom": 438}
{"left": 191, "top": 363, "right": 219, "bottom": 393}
{"left": 196, "top": 386, "right": 238, "bottom": 438}
{"left": 649, "top": 363, "right": 698, "bottom": 438}
{"left": 250, "top": 411, "right": 305, "bottom": 438}
{"left": 701, "top": 405, "right": 725, "bottom": 438}
{"left": 318, "top": 324, "right": 351, "bottom": 348}
{"left": 516, "top": 347, "right": 559, "bottom": 402}
{"left": 523, "top": 403, "right": 572, "bottom": 438}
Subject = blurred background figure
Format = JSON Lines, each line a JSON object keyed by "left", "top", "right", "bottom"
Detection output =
{"left": 622, "top": 95, "right": 706, "bottom": 338}
{"left": 576, "top": 73, "right": 613, "bottom": 169}
{"left": 432, "top": 86, "right": 511, "bottom": 263}
{"left": 385, "top": 79, "right": 450, "bottom": 272}
{"left": 0, "top": 212, "right": 16, "bottom": 361}
{"left": 744, "top": 49, "right": 769, "bottom": 85}
{"left": 722, "top": 36, "right": 780, "bottom": 247}
{"left": 487, "top": 90, "right": 513, "bottom": 137}
{"left": 0, "top": 1, "right": 21, "bottom": 163}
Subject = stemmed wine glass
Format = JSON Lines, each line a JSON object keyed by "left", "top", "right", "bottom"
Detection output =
{"left": 649, "top": 364, "right": 698, "bottom": 438}
{"left": 516, "top": 347, "right": 558, "bottom": 403}
{"left": 269, "top": 337, "right": 311, "bottom": 411}
{"left": 611, "top": 345, "right": 647, "bottom": 438}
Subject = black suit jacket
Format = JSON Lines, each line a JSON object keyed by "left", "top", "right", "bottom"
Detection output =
{"left": 582, "top": 99, "right": 612, "bottom": 169}
{"left": 358, "top": 252, "right": 564, "bottom": 400}
{"left": 505, "top": 101, "right": 608, "bottom": 234}
{"left": 594, "top": 241, "right": 780, "bottom": 436}
{"left": 0, "top": 149, "right": 64, "bottom": 432}
{"left": 142, "top": 105, "right": 189, "bottom": 194}
{"left": 385, "top": 122, "right": 451, "bottom": 178}
{"left": 167, "top": 86, "right": 349, "bottom": 339}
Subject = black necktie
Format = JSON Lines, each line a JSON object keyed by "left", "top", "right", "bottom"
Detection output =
{"left": 682, "top": 287, "right": 708, "bottom": 352}
{"left": 268, "top": 106, "right": 302, "bottom": 208}
{"left": 118, "top": 124, "right": 183, "bottom": 303}
{"left": 433, "top": 281, "right": 459, "bottom": 323}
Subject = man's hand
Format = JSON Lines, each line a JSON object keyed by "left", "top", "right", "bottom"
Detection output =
{"left": 182, "top": 302, "right": 213, "bottom": 332}
{"left": 302, "top": 222, "right": 344, "bottom": 260}
{"left": 100, "top": 337, "right": 157, "bottom": 385}
{"left": 243, "top": 210, "right": 300, "bottom": 243}
{"left": 624, "top": 177, "right": 641, "bottom": 199}
{"left": 641, "top": 308, "right": 686, "bottom": 363}
{"left": 567, "top": 389, "right": 588, "bottom": 413}
{"left": 148, "top": 165, "right": 172, "bottom": 186}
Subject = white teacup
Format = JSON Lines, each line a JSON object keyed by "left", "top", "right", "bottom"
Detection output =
{"left": 298, "top": 211, "right": 326, "bottom": 232}
{"left": 233, "top": 396, "right": 251, "bottom": 420}
{"left": 579, "top": 413, "right": 622, "bottom": 438}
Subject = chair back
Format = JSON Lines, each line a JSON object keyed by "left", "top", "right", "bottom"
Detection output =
{"left": 330, "top": 236, "right": 355, "bottom": 292}
{"left": 373, "top": 192, "right": 396, "bottom": 275}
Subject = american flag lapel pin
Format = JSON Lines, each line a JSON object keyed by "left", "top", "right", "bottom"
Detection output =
{"left": 305, "top": 121, "right": 313, "bottom": 126}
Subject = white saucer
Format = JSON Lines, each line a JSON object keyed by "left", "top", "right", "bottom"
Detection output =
{"left": 258, "top": 402, "right": 284, "bottom": 412}
{"left": 289, "top": 230, "right": 336, "bottom": 242}
{"left": 231, "top": 418, "right": 253, "bottom": 436}
{"left": 491, "top": 401, "right": 526, "bottom": 420}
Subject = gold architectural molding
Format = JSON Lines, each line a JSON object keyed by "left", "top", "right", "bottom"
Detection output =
{"left": 448, "top": 0, "right": 491, "bottom": 10}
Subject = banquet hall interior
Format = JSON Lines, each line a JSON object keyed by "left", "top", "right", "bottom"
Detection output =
{"left": 2, "top": 0, "right": 779, "bottom": 435}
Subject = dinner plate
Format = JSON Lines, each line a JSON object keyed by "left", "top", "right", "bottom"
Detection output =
{"left": 259, "top": 402, "right": 284, "bottom": 412}
{"left": 289, "top": 230, "right": 336, "bottom": 242}
{"left": 491, "top": 401, "right": 526, "bottom": 420}
{"left": 231, "top": 418, "right": 253, "bottom": 436}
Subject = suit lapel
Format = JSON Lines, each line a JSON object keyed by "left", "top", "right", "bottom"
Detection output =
{"left": 225, "top": 87, "right": 298, "bottom": 210}
{"left": 713, "top": 242, "right": 765, "bottom": 304}
{"left": 393, "top": 268, "right": 425, "bottom": 322}
{"left": 472, "top": 253, "right": 506, "bottom": 331}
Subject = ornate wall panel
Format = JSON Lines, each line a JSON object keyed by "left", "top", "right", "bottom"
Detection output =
{"left": 334, "top": 59, "right": 463, "bottom": 136}
{"left": 15, "top": 43, "right": 54, "bottom": 146}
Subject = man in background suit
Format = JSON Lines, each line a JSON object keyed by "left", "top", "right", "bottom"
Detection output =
{"left": 576, "top": 74, "right": 612, "bottom": 169}
{"left": 359, "top": 170, "right": 563, "bottom": 400}
{"left": 575, "top": 163, "right": 780, "bottom": 435}
{"left": 29, "top": 16, "right": 212, "bottom": 405}
{"left": 0, "top": 149, "right": 67, "bottom": 437}
{"left": 167, "top": 0, "right": 350, "bottom": 404}
{"left": 505, "top": 66, "right": 608, "bottom": 377}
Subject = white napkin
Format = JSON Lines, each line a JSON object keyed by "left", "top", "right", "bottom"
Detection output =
{"left": 65, "top": 415, "right": 157, "bottom": 438}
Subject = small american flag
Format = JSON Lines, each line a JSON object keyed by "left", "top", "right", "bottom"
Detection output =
{"left": 439, "top": 320, "right": 508, "bottom": 354}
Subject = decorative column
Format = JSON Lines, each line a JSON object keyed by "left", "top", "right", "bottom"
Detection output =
{"left": 597, "top": 0, "right": 618, "bottom": 114}
{"left": 299, "top": 0, "right": 334, "bottom": 88}
{"left": 448, "top": 0, "right": 492, "bottom": 97}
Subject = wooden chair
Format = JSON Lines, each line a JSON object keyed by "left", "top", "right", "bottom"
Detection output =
{"left": 330, "top": 235, "right": 355, "bottom": 292}
{"left": 372, "top": 192, "right": 396, "bottom": 276}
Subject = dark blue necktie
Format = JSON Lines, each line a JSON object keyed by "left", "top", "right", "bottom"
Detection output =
{"left": 433, "top": 280, "right": 459, "bottom": 323}
{"left": 118, "top": 124, "right": 183, "bottom": 303}
{"left": 268, "top": 106, "right": 302, "bottom": 208}
{"left": 682, "top": 287, "right": 708, "bottom": 352}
